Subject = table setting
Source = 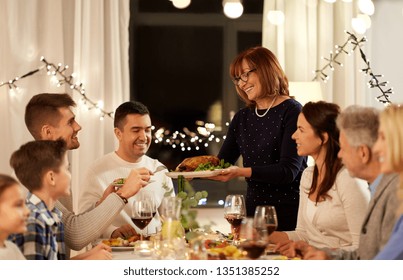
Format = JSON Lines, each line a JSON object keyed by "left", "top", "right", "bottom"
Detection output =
{"left": 108, "top": 195, "right": 286, "bottom": 260}
{"left": 105, "top": 155, "right": 291, "bottom": 260}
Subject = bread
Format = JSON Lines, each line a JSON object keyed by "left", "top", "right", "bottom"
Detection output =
{"left": 175, "top": 155, "right": 220, "bottom": 172}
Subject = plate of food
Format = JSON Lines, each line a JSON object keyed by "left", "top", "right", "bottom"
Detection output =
{"left": 166, "top": 170, "right": 223, "bottom": 179}
{"left": 100, "top": 236, "right": 139, "bottom": 251}
{"left": 166, "top": 155, "right": 232, "bottom": 179}
{"left": 207, "top": 244, "right": 244, "bottom": 260}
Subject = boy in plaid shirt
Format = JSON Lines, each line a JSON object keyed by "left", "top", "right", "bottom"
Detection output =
{"left": 8, "top": 139, "right": 111, "bottom": 260}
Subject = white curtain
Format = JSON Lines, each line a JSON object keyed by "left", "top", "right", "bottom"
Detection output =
{"left": 262, "top": 0, "right": 371, "bottom": 108}
{"left": 0, "top": 0, "right": 130, "bottom": 211}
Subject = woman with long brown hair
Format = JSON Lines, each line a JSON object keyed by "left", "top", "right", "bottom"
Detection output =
{"left": 270, "top": 101, "right": 370, "bottom": 250}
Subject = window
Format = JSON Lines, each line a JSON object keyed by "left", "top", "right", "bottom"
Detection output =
{"left": 130, "top": 0, "right": 263, "bottom": 207}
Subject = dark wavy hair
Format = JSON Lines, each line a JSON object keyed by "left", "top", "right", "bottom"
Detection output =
{"left": 302, "top": 101, "right": 342, "bottom": 203}
{"left": 229, "top": 46, "right": 289, "bottom": 108}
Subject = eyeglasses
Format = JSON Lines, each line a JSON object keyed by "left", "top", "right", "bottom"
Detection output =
{"left": 232, "top": 69, "right": 256, "bottom": 86}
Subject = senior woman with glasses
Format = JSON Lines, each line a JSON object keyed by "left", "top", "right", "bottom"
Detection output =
{"left": 210, "top": 46, "right": 307, "bottom": 231}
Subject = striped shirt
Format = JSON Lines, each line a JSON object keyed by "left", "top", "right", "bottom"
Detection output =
{"left": 9, "top": 193, "right": 66, "bottom": 260}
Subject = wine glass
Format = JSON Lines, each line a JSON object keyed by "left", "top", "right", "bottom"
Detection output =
{"left": 131, "top": 198, "right": 153, "bottom": 241}
{"left": 139, "top": 190, "right": 159, "bottom": 236}
{"left": 223, "top": 194, "right": 246, "bottom": 243}
{"left": 239, "top": 218, "right": 268, "bottom": 259}
{"left": 253, "top": 205, "right": 278, "bottom": 253}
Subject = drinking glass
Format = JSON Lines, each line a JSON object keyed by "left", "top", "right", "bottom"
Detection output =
{"left": 131, "top": 198, "right": 153, "bottom": 241}
{"left": 158, "top": 196, "right": 184, "bottom": 241}
{"left": 253, "top": 205, "right": 278, "bottom": 253}
{"left": 223, "top": 194, "right": 246, "bottom": 243}
{"left": 239, "top": 218, "right": 268, "bottom": 259}
{"left": 253, "top": 205, "right": 278, "bottom": 235}
{"left": 158, "top": 196, "right": 182, "bottom": 222}
{"left": 139, "top": 190, "right": 159, "bottom": 235}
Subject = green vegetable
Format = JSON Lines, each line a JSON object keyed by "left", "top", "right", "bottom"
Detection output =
{"left": 194, "top": 159, "right": 231, "bottom": 171}
{"left": 114, "top": 178, "right": 126, "bottom": 184}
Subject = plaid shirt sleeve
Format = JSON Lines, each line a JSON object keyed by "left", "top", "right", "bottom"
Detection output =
{"left": 11, "top": 215, "right": 49, "bottom": 260}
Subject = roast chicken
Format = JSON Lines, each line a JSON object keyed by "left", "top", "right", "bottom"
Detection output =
{"left": 175, "top": 155, "right": 220, "bottom": 172}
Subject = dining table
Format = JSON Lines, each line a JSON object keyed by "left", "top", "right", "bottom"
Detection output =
{"left": 109, "top": 236, "right": 285, "bottom": 260}
{"left": 112, "top": 249, "right": 285, "bottom": 260}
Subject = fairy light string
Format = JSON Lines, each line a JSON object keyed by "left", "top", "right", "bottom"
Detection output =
{"left": 1, "top": 33, "right": 394, "bottom": 150}
{"left": 0, "top": 56, "right": 229, "bottom": 151}
{"left": 313, "top": 31, "right": 393, "bottom": 104}
{"left": 0, "top": 56, "right": 114, "bottom": 119}
{"left": 41, "top": 57, "right": 114, "bottom": 119}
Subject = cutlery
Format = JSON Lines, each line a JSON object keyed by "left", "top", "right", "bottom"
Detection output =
{"left": 114, "top": 166, "right": 166, "bottom": 189}
{"left": 114, "top": 179, "right": 156, "bottom": 189}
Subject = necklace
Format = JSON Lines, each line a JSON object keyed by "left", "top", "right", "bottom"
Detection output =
{"left": 255, "top": 95, "right": 277, "bottom": 118}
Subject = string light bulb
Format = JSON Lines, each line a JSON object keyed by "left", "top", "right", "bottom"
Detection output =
{"left": 358, "top": 0, "right": 375, "bottom": 16}
{"left": 223, "top": 0, "right": 244, "bottom": 19}
{"left": 357, "top": 13, "right": 372, "bottom": 29}
{"left": 170, "top": 0, "right": 191, "bottom": 9}
{"left": 352, "top": 17, "right": 367, "bottom": 34}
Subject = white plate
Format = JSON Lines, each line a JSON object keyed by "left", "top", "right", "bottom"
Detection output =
{"left": 166, "top": 169, "right": 223, "bottom": 179}
{"left": 95, "top": 239, "right": 135, "bottom": 251}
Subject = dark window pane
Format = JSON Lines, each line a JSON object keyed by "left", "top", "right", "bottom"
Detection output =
{"left": 133, "top": 25, "right": 223, "bottom": 132}
{"left": 132, "top": 25, "right": 223, "bottom": 170}
{"left": 237, "top": 31, "right": 262, "bottom": 53}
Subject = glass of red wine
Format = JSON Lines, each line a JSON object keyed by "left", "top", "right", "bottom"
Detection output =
{"left": 253, "top": 205, "right": 278, "bottom": 254}
{"left": 239, "top": 218, "right": 268, "bottom": 259}
{"left": 140, "top": 190, "right": 159, "bottom": 235}
{"left": 131, "top": 198, "right": 153, "bottom": 241}
{"left": 223, "top": 194, "right": 246, "bottom": 244}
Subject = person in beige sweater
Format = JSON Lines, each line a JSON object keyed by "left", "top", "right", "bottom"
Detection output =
{"left": 23, "top": 93, "right": 151, "bottom": 253}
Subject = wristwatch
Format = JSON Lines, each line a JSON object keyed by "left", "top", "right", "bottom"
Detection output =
{"left": 116, "top": 192, "right": 128, "bottom": 204}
